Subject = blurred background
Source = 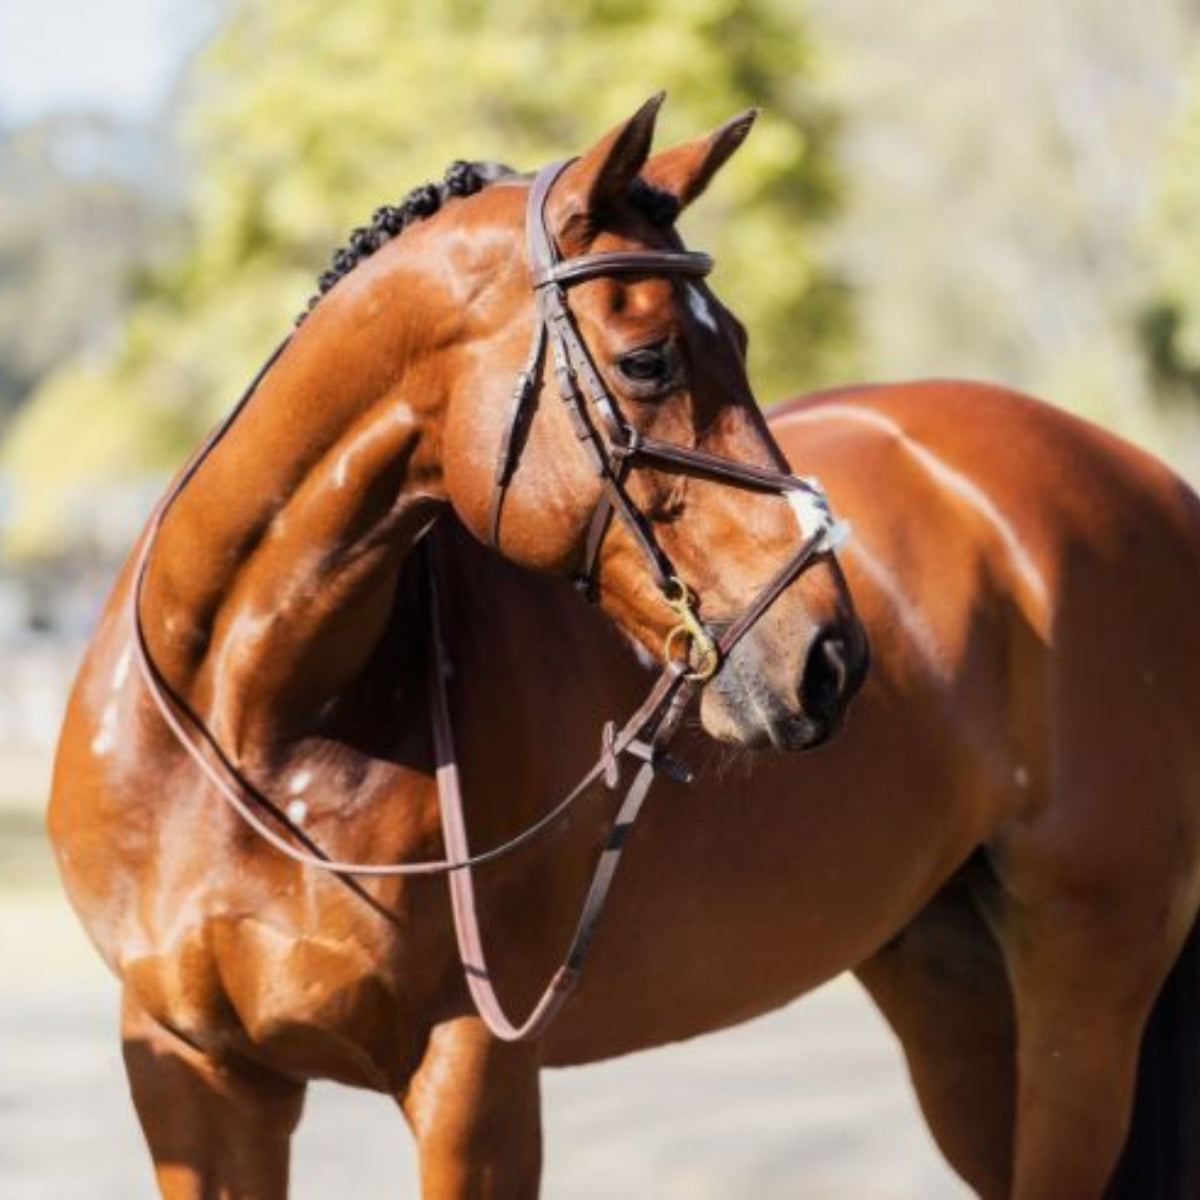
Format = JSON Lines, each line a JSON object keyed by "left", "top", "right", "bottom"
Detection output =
{"left": 4, "top": 0, "right": 1200, "bottom": 1194}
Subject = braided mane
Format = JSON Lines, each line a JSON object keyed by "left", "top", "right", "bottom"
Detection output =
{"left": 299, "top": 160, "right": 682, "bottom": 324}
{"left": 298, "top": 160, "right": 514, "bottom": 322}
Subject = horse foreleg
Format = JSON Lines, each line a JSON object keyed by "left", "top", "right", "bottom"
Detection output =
{"left": 121, "top": 990, "right": 306, "bottom": 1200}
{"left": 855, "top": 878, "right": 1015, "bottom": 1198}
{"left": 401, "top": 1016, "right": 542, "bottom": 1199}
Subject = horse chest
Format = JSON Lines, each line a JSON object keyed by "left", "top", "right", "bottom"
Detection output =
{"left": 128, "top": 900, "right": 422, "bottom": 1088}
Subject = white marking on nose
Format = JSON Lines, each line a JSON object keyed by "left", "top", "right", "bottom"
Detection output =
{"left": 287, "top": 769, "right": 313, "bottom": 797}
{"left": 1013, "top": 765, "right": 1030, "bottom": 789}
{"left": 286, "top": 799, "right": 308, "bottom": 824}
{"left": 686, "top": 283, "right": 719, "bottom": 334}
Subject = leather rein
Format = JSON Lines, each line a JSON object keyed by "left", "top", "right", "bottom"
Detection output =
{"left": 129, "top": 159, "right": 847, "bottom": 1042}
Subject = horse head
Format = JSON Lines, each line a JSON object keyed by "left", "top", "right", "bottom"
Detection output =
{"left": 297, "top": 95, "right": 868, "bottom": 750}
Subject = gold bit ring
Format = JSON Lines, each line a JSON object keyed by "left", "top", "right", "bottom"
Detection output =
{"left": 662, "top": 577, "right": 720, "bottom": 683}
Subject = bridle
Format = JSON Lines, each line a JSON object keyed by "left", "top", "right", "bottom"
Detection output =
{"left": 488, "top": 159, "right": 845, "bottom": 682}
{"left": 129, "top": 159, "right": 849, "bottom": 1043}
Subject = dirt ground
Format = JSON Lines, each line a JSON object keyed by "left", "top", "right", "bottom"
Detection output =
{"left": 0, "top": 757, "right": 969, "bottom": 1199}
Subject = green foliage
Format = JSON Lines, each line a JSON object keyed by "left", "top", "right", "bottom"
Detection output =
{"left": 0, "top": 114, "right": 172, "bottom": 428}
{"left": 1142, "top": 50, "right": 1200, "bottom": 407}
{"left": 1, "top": 0, "right": 849, "bottom": 558}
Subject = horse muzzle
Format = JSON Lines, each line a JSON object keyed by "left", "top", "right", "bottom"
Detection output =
{"left": 700, "top": 615, "right": 869, "bottom": 751}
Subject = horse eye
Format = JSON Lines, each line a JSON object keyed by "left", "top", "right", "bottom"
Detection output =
{"left": 617, "top": 345, "right": 670, "bottom": 384}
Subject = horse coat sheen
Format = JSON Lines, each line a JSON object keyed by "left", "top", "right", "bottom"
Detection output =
{"left": 48, "top": 96, "right": 1200, "bottom": 1199}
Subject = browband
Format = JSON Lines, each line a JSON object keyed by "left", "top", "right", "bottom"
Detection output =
{"left": 534, "top": 250, "right": 713, "bottom": 290}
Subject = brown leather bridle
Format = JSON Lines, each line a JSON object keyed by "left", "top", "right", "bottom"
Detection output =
{"left": 130, "top": 160, "right": 848, "bottom": 1043}
{"left": 488, "top": 160, "right": 846, "bottom": 683}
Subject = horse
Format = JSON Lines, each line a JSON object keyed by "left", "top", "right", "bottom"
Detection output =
{"left": 46, "top": 92, "right": 1200, "bottom": 1198}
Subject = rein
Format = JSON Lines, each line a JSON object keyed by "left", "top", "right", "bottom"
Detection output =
{"left": 129, "top": 160, "right": 847, "bottom": 1043}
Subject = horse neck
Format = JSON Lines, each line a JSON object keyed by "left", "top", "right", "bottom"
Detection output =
{"left": 140, "top": 284, "right": 449, "bottom": 760}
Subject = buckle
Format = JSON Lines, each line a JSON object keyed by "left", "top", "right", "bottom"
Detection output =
{"left": 600, "top": 723, "right": 694, "bottom": 790}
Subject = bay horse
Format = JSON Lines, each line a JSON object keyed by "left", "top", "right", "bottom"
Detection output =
{"left": 46, "top": 94, "right": 1200, "bottom": 1199}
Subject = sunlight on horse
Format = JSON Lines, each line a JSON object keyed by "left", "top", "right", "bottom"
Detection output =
{"left": 47, "top": 95, "right": 1200, "bottom": 1199}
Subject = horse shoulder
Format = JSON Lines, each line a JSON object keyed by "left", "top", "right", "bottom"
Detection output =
{"left": 769, "top": 379, "right": 1200, "bottom": 833}
{"left": 51, "top": 576, "right": 441, "bottom": 1078}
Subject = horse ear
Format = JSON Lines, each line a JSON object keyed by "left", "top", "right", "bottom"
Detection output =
{"left": 548, "top": 92, "right": 665, "bottom": 251}
{"left": 640, "top": 108, "right": 758, "bottom": 211}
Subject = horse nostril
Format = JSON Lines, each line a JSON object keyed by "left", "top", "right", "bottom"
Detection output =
{"left": 799, "top": 631, "right": 850, "bottom": 725}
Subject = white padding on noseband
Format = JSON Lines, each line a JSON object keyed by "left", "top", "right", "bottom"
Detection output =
{"left": 787, "top": 479, "right": 851, "bottom": 553}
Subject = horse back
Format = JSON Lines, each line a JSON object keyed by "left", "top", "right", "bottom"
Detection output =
{"left": 770, "top": 380, "right": 1200, "bottom": 670}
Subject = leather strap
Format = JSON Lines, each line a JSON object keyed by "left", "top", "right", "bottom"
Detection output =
{"left": 486, "top": 324, "right": 546, "bottom": 548}
{"left": 135, "top": 512, "right": 690, "bottom": 880}
{"left": 716, "top": 530, "right": 829, "bottom": 660}
{"left": 614, "top": 434, "right": 802, "bottom": 492}
{"left": 534, "top": 249, "right": 712, "bottom": 289}
{"left": 429, "top": 542, "right": 692, "bottom": 1041}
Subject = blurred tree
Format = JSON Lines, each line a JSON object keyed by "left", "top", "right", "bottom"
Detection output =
{"left": 1, "top": 0, "right": 849, "bottom": 559}
{"left": 1141, "top": 49, "right": 1200, "bottom": 408}
{"left": 811, "top": 0, "right": 1200, "bottom": 471}
{"left": 0, "top": 113, "right": 174, "bottom": 429}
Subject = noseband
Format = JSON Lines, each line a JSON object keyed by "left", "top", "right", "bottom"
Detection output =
{"left": 129, "top": 160, "right": 849, "bottom": 1044}
{"left": 488, "top": 160, "right": 844, "bottom": 681}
